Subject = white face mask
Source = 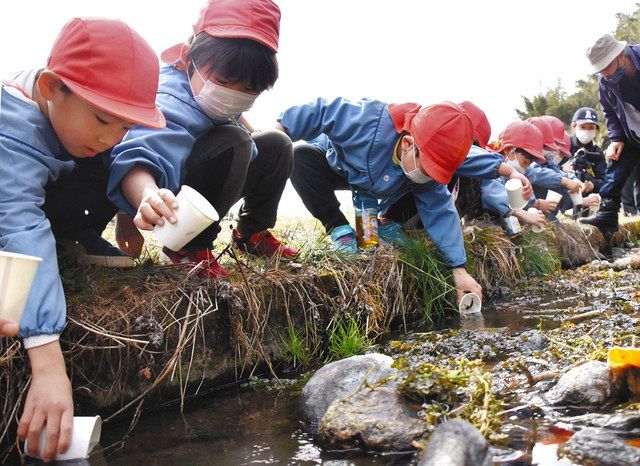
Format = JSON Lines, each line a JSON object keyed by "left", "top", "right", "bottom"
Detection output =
{"left": 508, "top": 159, "right": 526, "bottom": 174}
{"left": 575, "top": 129, "right": 597, "bottom": 145}
{"left": 189, "top": 65, "right": 258, "bottom": 121}
{"left": 401, "top": 144, "right": 432, "bottom": 184}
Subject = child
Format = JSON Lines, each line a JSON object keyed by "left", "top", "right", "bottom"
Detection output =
{"left": 0, "top": 18, "right": 164, "bottom": 461}
{"left": 104, "top": 0, "right": 297, "bottom": 277}
{"left": 568, "top": 107, "right": 606, "bottom": 194}
{"left": 381, "top": 101, "right": 542, "bottom": 235}
{"left": 526, "top": 117, "right": 583, "bottom": 214}
{"left": 277, "top": 97, "right": 482, "bottom": 302}
{"left": 0, "top": 318, "right": 18, "bottom": 337}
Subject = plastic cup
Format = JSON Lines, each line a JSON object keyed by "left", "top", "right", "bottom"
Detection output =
{"left": 25, "top": 416, "right": 101, "bottom": 461}
{"left": 527, "top": 207, "right": 545, "bottom": 233}
{"left": 0, "top": 251, "right": 42, "bottom": 323}
{"left": 459, "top": 292, "right": 482, "bottom": 316}
{"left": 153, "top": 185, "right": 219, "bottom": 252}
{"left": 546, "top": 190, "right": 563, "bottom": 203}
{"left": 505, "top": 178, "right": 527, "bottom": 210}
{"left": 570, "top": 189, "right": 583, "bottom": 206}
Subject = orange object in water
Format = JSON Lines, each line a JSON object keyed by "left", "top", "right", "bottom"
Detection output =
{"left": 607, "top": 346, "right": 640, "bottom": 368}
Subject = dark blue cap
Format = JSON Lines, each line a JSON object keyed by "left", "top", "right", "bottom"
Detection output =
{"left": 572, "top": 107, "right": 599, "bottom": 127}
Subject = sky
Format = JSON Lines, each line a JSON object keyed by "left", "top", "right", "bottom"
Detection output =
{"left": 0, "top": 1, "right": 636, "bottom": 217}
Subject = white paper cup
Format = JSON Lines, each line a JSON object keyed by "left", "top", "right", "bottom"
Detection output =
{"left": 505, "top": 178, "right": 527, "bottom": 210}
{"left": 0, "top": 251, "right": 42, "bottom": 323}
{"left": 527, "top": 207, "right": 545, "bottom": 233}
{"left": 459, "top": 292, "right": 482, "bottom": 316}
{"left": 570, "top": 189, "right": 583, "bottom": 206}
{"left": 153, "top": 185, "right": 219, "bottom": 252}
{"left": 25, "top": 415, "right": 101, "bottom": 461}
{"left": 545, "top": 190, "right": 562, "bottom": 203}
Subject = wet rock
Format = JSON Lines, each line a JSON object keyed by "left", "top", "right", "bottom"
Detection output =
{"left": 561, "top": 411, "right": 640, "bottom": 434}
{"left": 300, "top": 353, "right": 398, "bottom": 435}
{"left": 585, "top": 259, "right": 611, "bottom": 271}
{"left": 627, "top": 366, "right": 640, "bottom": 398}
{"left": 612, "top": 247, "right": 626, "bottom": 260}
{"left": 318, "top": 386, "right": 425, "bottom": 452}
{"left": 558, "top": 427, "right": 640, "bottom": 466}
{"left": 419, "top": 420, "right": 491, "bottom": 466}
{"left": 545, "top": 361, "right": 625, "bottom": 406}
{"left": 518, "top": 330, "right": 548, "bottom": 353}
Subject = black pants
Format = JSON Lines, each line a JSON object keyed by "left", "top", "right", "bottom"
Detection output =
{"left": 290, "top": 143, "right": 351, "bottom": 232}
{"left": 621, "top": 162, "right": 640, "bottom": 214}
{"left": 44, "top": 126, "right": 293, "bottom": 250}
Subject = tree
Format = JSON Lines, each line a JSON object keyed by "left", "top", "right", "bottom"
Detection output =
{"left": 515, "top": 3, "right": 640, "bottom": 145}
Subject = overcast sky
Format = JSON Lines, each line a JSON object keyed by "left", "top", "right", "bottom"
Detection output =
{"left": 1, "top": 1, "right": 635, "bottom": 217}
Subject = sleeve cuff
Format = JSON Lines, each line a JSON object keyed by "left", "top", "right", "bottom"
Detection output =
{"left": 23, "top": 334, "right": 60, "bottom": 349}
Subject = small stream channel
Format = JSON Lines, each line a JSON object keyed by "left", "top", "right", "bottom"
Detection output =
{"left": 55, "top": 260, "right": 640, "bottom": 465}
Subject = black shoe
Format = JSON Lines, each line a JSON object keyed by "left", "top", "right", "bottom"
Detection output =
{"left": 59, "top": 230, "right": 134, "bottom": 268}
{"left": 579, "top": 198, "right": 619, "bottom": 233}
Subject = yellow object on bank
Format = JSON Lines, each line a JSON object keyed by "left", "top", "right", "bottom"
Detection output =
{"left": 608, "top": 346, "right": 640, "bottom": 368}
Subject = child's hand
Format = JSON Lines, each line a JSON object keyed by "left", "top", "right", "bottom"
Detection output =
{"left": 451, "top": 268, "right": 483, "bottom": 304}
{"left": 582, "top": 194, "right": 601, "bottom": 207}
{"left": 135, "top": 187, "right": 179, "bottom": 231}
{"left": 562, "top": 178, "right": 583, "bottom": 194}
{"left": 582, "top": 180, "right": 595, "bottom": 194}
{"left": 508, "top": 172, "right": 533, "bottom": 199}
{"left": 0, "top": 317, "right": 18, "bottom": 336}
{"left": 19, "top": 342, "right": 73, "bottom": 463}
{"left": 514, "top": 209, "right": 546, "bottom": 228}
{"left": 115, "top": 213, "right": 144, "bottom": 258}
{"left": 537, "top": 199, "right": 558, "bottom": 214}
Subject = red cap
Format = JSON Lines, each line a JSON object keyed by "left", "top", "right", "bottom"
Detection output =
{"left": 161, "top": 0, "right": 281, "bottom": 64}
{"left": 410, "top": 102, "right": 474, "bottom": 184}
{"left": 499, "top": 121, "right": 545, "bottom": 162}
{"left": 459, "top": 101, "right": 491, "bottom": 149}
{"left": 47, "top": 18, "right": 165, "bottom": 128}
{"left": 540, "top": 115, "right": 571, "bottom": 157}
{"left": 527, "top": 116, "right": 559, "bottom": 151}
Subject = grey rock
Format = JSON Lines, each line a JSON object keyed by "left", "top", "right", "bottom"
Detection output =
{"left": 519, "top": 330, "right": 548, "bottom": 353}
{"left": 300, "top": 353, "right": 398, "bottom": 435}
{"left": 611, "top": 247, "right": 626, "bottom": 259}
{"left": 318, "top": 386, "right": 426, "bottom": 452}
{"left": 558, "top": 427, "right": 640, "bottom": 466}
{"left": 562, "top": 411, "right": 640, "bottom": 434}
{"left": 419, "top": 420, "right": 491, "bottom": 466}
{"left": 545, "top": 361, "right": 624, "bottom": 406}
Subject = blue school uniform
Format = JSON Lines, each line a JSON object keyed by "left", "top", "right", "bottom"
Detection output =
{"left": 0, "top": 84, "right": 74, "bottom": 339}
{"left": 108, "top": 65, "right": 256, "bottom": 214}
{"left": 278, "top": 97, "right": 467, "bottom": 268}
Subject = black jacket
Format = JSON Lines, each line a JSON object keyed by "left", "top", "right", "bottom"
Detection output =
{"left": 568, "top": 135, "right": 607, "bottom": 193}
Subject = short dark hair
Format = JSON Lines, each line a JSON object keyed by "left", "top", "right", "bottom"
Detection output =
{"left": 514, "top": 148, "right": 536, "bottom": 160}
{"left": 188, "top": 33, "right": 278, "bottom": 93}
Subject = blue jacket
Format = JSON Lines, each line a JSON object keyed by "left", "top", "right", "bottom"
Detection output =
{"left": 599, "top": 44, "right": 640, "bottom": 145}
{"left": 279, "top": 97, "right": 467, "bottom": 267}
{"left": 108, "top": 65, "right": 256, "bottom": 214}
{"left": 0, "top": 85, "right": 74, "bottom": 338}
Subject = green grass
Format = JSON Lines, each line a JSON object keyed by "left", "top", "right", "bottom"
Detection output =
{"left": 328, "top": 315, "right": 373, "bottom": 360}
{"left": 400, "top": 237, "right": 457, "bottom": 322}
{"left": 280, "top": 325, "right": 315, "bottom": 368}
{"left": 515, "top": 230, "right": 561, "bottom": 277}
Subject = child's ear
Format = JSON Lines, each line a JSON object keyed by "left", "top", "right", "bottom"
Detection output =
{"left": 37, "top": 71, "right": 64, "bottom": 101}
{"left": 400, "top": 134, "right": 415, "bottom": 151}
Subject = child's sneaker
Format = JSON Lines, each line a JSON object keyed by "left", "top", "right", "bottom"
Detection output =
{"left": 232, "top": 229, "right": 300, "bottom": 259}
{"left": 378, "top": 218, "right": 408, "bottom": 246}
{"left": 330, "top": 225, "right": 358, "bottom": 254}
{"left": 59, "top": 229, "right": 134, "bottom": 268}
{"left": 159, "top": 247, "right": 228, "bottom": 279}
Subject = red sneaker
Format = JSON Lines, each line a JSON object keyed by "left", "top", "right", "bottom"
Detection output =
{"left": 159, "top": 247, "right": 229, "bottom": 279}
{"left": 232, "top": 229, "right": 300, "bottom": 259}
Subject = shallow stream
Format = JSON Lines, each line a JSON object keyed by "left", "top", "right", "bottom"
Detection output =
{"left": 55, "top": 262, "right": 640, "bottom": 465}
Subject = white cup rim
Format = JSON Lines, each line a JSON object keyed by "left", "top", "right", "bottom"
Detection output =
{"left": 179, "top": 185, "right": 218, "bottom": 221}
{"left": 0, "top": 251, "right": 43, "bottom": 262}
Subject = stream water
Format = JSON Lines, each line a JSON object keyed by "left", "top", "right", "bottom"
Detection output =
{"left": 41, "top": 261, "right": 640, "bottom": 465}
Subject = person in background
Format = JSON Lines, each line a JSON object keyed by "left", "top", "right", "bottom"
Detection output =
{"left": 1, "top": 18, "right": 164, "bottom": 461}
{"left": 566, "top": 107, "right": 607, "bottom": 198}
{"left": 277, "top": 97, "right": 482, "bottom": 302}
{"left": 582, "top": 34, "right": 640, "bottom": 231}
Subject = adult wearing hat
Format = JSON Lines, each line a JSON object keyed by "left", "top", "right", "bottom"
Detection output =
{"left": 581, "top": 34, "right": 640, "bottom": 231}
{"left": 277, "top": 97, "right": 483, "bottom": 303}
